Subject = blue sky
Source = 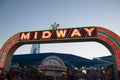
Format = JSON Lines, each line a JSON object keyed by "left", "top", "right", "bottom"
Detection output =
{"left": 0, "top": 0, "right": 120, "bottom": 59}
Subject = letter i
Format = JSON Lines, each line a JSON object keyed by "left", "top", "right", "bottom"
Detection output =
{"left": 34, "top": 32, "right": 38, "bottom": 39}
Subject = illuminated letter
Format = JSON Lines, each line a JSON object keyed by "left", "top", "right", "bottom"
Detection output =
{"left": 34, "top": 32, "right": 38, "bottom": 39}
{"left": 20, "top": 32, "right": 31, "bottom": 40}
{"left": 56, "top": 29, "right": 67, "bottom": 38}
{"left": 84, "top": 28, "right": 95, "bottom": 36}
{"left": 71, "top": 29, "right": 82, "bottom": 37}
{"left": 42, "top": 31, "right": 51, "bottom": 39}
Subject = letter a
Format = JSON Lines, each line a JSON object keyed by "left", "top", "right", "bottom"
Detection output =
{"left": 71, "top": 29, "right": 82, "bottom": 37}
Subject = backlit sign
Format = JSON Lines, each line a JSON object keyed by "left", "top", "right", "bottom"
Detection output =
{"left": 20, "top": 27, "right": 96, "bottom": 41}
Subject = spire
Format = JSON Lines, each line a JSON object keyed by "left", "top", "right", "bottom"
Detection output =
{"left": 30, "top": 44, "right": 40, "bottom": 54}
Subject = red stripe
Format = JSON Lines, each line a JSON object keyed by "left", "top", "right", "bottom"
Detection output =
{"left": 1, "top": 33, "right": 20, "bottom": 52}
{"left": 97, "top": 34, "right": 119, "bottom": 51}
{"left": 0, "top": 39, "right": 19, "bottom": 69}
{"left": 97, "top": 33, "right": 120, "bottom": 70}
{"left": 97, "top": 27, "right": 120, "bottom": 42}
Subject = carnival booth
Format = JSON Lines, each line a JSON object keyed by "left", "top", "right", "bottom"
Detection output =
{"left": 37, "top": 56, "right": 67, "bottom": 80}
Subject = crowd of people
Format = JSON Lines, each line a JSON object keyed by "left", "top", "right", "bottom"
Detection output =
{"left": 67, "top": 67, "right": 114, "bottom": 80}
{"left": 0, "top": 65, "right": 42, "bottom": 80}
{"left": 0, "top": 65, "right": 115, "bottom": 80}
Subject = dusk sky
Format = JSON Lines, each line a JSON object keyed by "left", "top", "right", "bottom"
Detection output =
{"left": 0, "top": 0, "right": 120, "bottom": 59}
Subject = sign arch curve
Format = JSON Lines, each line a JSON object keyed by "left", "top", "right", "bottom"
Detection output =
{"left": 0, "top": 26, "right": 120, "bottom": 79}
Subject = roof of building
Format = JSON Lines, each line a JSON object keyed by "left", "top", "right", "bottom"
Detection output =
{"left": 12, "top": 52, "right": 113, "bottom": 69}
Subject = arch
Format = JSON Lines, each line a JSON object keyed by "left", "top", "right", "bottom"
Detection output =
{"left": 0, "top": 26, "right": 120, "bottom": 79}
{"left": 41, "top": 56, "right": 66, "bottom": 67}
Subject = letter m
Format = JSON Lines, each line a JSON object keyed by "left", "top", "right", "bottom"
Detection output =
{"left": 20, "top": 32, "right": 31, "bottom": 40}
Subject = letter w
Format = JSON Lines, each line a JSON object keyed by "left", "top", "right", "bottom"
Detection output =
{"left": 56, "top": 30, "right": 67, "bottom": 38}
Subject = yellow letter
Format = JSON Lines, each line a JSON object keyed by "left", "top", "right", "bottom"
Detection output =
{"left": 84, "top": 28, "right": 95, "bottom": 36}
{"left": 56, "top": 29, "right": 67, "bottom": 38}
{"left": 34, "top": 32, "right": 38, "bottom": 39}
{"left": 20, "top": 32, "right": 31, "bottom": 40}
{"left": 42, "top": 31, "right": 51, "bottom": 39}
{"left": 71, "top": 29, "right": 82, "bottom": 37}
